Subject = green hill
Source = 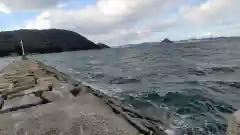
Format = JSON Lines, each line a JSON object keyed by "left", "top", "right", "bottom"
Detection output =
{"left": 0, "top": 29, "right": 110, "bottom": 57}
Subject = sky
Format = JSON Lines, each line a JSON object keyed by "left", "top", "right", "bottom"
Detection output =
{"left": 0, "top": 0, "right": 239, "bottom": 46}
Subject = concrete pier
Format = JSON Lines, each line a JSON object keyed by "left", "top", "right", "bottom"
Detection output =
{"left": 227, "top": 110, "right": 240, "bottom": 135}
{"left": 0, "top": 59, "right": 167, "bottom": 135}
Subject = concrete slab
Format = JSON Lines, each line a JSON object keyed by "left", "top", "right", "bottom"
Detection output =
{"left": 42, "top": 91, "right": 62, "bottom": 102}
{"left": 0, "top": 94, "right": 139, "bottom": 135}
{"left": 2, "top": 94, "right": 42, "bottom": 111}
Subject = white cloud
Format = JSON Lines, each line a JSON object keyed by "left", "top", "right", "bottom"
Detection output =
{"left": 56, "top": 3, "right": 68, "bottom": 8}
{"left": 23, "top": 0, "right": 187, "bottom": 45}
{"left": 25, "top": 11, "right": 51, "bottom": 29}
{"left": 0, "top": 3, "right": 10, "bottom": 13}
{"left": 0, "top": 0, "right": 69, "bottom": 12}
{"left": 171, "top": 0, "right": 240, "bottom": 40}
{"left": 9, "top": 0, "right": 240, "bottom": 46}
{"left": 181, "top": 0, "right": 240, "bottom": 24}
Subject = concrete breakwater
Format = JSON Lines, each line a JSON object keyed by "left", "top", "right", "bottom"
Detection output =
{"left": 0, "top": 58, "right": 170, "bottom": 135}
{"left": 227, "top": 110, "right": 240, "bottom": 135}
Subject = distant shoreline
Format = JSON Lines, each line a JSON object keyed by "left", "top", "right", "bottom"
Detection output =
{"left": 122, "top": 36, "right": 240, "bottom": 47}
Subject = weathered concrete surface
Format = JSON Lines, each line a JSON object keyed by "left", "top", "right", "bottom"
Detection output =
{"left": 0, "top": 94, "right": 139, "bottom": 135}
{"left": 227, "top": 110, "right": 240, "bottom": 135}
{"left": 0, "top": 59, "right": 142, "bottom": 135}
{"left": 2, "top": 94, "right": 42, "bottom": 110}
{"left": 42, "top": 91, "right": 62, "bottom": 102}
{"left": 0, "top": 58, "right": 171, "bottom": 135}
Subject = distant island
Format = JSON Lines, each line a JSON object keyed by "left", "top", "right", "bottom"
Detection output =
{"left": 122, "top": 38, "right": 174, "bottom": 47}
{"left": 0, "top": 29, "right": 110, "bottom": 57}
{"left": 160, "top": 38, "right": 173, "bottom": 43}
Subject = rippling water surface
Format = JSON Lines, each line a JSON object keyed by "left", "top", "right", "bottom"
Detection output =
{"left": 1, "top": 40, "right": 240, "bottom": 134}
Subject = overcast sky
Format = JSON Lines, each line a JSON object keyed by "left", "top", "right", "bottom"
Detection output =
{"left": 0, "top": 0, "right": 239, "bottom": 46}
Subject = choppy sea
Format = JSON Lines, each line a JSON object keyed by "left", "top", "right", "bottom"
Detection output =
{"left": 2, "top": 40, "right": 240, "bottom": 134}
